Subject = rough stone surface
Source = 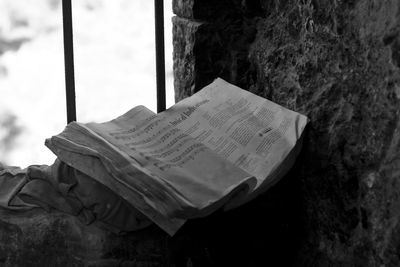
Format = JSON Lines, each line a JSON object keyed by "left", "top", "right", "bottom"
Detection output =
{"left": 172, "top": 16, "right": 205, "bottom": 101}
{"left": 0, "top": 208, "right": 169, "bottom": 266}
{"left": 172, "top": 0, "right": 261, "bottom": 101}
{"left": 172, "top": 0, "right": 194, "bottom": 19}
{"left": 249, "top": 1, "right": 400, "bottom": 265}
{"left": 173, "top": 0, "right": 400, "bottom": 266}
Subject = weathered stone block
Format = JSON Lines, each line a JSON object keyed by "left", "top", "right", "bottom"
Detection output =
{"left": 173, "top": 0, "right": 400, "bottom": 266}
{"left": 172, "top": 1, "right": 259, "bottom": 102}
{"left": 172, "top": 0, "right": 194, "bottom": 19}
{"left": 172, "top": 16, "right": 206, "bottom": 101}
{"left": 0, "top": 208, "right": 168, "bottom": 266}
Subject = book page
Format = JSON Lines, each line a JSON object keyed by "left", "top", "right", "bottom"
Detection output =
{"left": 161, "top": 78, "right": 308, "bottom": 188}
{"left": 84, "top": 105, "right": 256, "bottom": 219}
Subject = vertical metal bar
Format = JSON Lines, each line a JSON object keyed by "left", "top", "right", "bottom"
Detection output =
{"left": 62, "top": 0, "right": 77, "bottom": 123}
{"left": 155, "top": 0, "right": 166, "bottom": 113}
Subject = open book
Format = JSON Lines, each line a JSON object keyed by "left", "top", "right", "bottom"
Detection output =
{"left": 45, "top": 78, "right": 308, "bottom": 235}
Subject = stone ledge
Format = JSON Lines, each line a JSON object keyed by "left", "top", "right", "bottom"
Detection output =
{"left": 0, "top": 208, "right": 168, "bottom": 266}
{"left": 0, "top": 168, "right": 300, "bottom": 267}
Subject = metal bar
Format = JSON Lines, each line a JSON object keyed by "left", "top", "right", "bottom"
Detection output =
{"left": 62, "top": 0, "right": 77, "bottom": 123}
{"left": 155, "top": 0, "right": 166, "bottom": 113}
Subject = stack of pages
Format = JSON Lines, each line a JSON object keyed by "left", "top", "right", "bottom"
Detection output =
{"left": 46, "top": 78, "right": 308, "bottom": 235}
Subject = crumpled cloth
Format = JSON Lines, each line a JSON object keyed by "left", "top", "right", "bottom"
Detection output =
{"left": 0, "top": 159, "right": 151, "bottom": 233}
{"left": 0, "top": 165, "right": 37, "bottom": 209}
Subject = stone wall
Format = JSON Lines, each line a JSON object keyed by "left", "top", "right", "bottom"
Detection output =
{"left": 173, "top": 0, "right": 400, "bottom": 266}
{"left": 0, "top": 208, "right": 170, "bottom": 266}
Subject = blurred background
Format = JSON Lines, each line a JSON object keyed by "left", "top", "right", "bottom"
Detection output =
{"left": 0, "top": 0, "right": 174, "bottom": 167}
